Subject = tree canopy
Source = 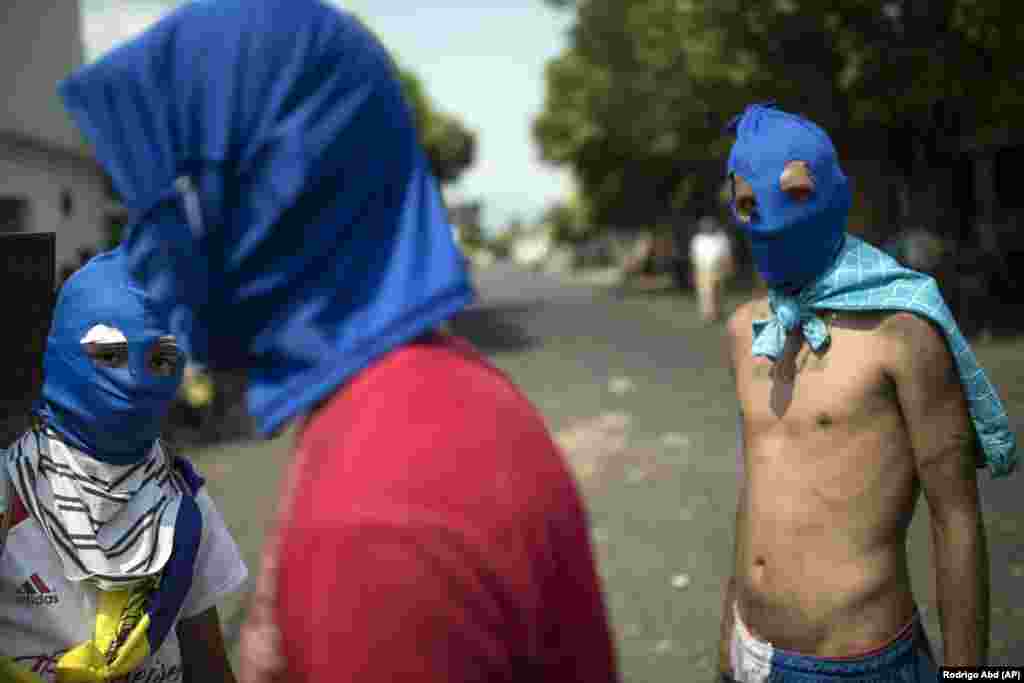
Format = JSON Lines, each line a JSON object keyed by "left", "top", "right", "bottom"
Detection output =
{"left": 351, "top": 10, "right": 477, "bottom": 186}
{"left": 398, "top": 69, "right": 477, "bottom": 186}
{"left": 535, "top": 0, "right": 1024, "bottom": 236}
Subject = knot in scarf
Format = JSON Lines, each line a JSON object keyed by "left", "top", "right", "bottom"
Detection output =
{"left": 751, "top": 291, "right": 830, "bottom": 361}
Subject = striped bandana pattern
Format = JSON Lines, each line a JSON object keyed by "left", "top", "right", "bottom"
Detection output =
{"left": 5, "top": 428, "right": 184, "bottom": 590}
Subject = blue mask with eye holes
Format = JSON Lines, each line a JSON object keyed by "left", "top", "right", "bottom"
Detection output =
{"left": 726, "top": 104, "right": 851, "bottom": 294}
{"left": 38, "top": 248, "right": 184, "bottom": 465}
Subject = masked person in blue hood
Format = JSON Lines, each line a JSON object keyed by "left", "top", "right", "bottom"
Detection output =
{"left": 0, "top": 248, "right": 248, "bottom": 683}
{"left": 57, "top": 2, "right": 619, "bottom": 682}
{"left": 717, "top": 104, "right": 1016, "bottom": 681}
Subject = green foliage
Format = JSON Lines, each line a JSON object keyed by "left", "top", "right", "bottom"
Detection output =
{"left": 534, "top": 0, "right": 751, "bottom": 227}
{"left": 347, "top": 11, "right": 476, "bottom": 186}
{"left": 536, "top": 0, "right": 1024, "bottom": 236}
{"left": 544, "top": 194, "right": 596, "bottom": 245}
{"left": 456, "top": 216, "right": 485, "bottom": 250}
{"left": 398, "top": 70, "right": 477, "bottom": 185}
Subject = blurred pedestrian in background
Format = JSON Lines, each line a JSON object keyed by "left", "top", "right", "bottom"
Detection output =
{"left": 689, "top": 215, "right": 734, "bottom": 323}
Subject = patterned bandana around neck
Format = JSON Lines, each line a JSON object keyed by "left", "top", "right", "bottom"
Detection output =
{"left": 8, "top": 429, "right": 183, "bottom": 588}
{"left": 4, "top": 428, "right": 204, "bottom": 682}
{"left": 751, "top": 234, "right": 1017, "bottom": 479}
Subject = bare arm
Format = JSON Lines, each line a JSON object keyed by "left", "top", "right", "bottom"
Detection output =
{"left": 177, "top": 606, "right": 238, "bottom": 683}
{"left": 884, "top": 313, "right": 989, "bottom": 666}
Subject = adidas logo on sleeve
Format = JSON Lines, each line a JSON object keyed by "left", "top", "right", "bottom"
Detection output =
{"left": 15, "top": 574, "right": 59, "bottom": 606}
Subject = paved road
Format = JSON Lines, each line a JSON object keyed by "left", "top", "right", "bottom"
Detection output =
{"left": 197, "top": 262, "right": 1024, "bottom": 679}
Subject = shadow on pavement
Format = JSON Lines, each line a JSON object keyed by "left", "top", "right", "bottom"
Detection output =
{"left": 448, "top": 303, "right": 540, "bottom": 354}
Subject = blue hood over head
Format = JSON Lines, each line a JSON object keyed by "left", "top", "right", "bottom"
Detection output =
{"left": 39, "top": 248, "right": 184, "bottom": 465}
{"left": 58, "top": 0, "right": 475, "bottom": 436}
{"left": 727, "top": 104, "right": 851, "bottom": 293}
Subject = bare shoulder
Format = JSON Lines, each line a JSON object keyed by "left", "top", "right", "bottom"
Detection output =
{"left": 876, "top": 311, "right": 957, "bottom": 387}
{"left": 878, "top": 311, "right": 950, "bottom": 360}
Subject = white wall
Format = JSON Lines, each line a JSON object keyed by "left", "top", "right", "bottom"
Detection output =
{"left": 0, "top": 135, "right": 111, "bottom": 270}
{"left": 0, "top": 1, "right": 87, "bottom": 155}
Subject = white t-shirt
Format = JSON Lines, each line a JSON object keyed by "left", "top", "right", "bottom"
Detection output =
{"left": 690, "top": 231, "right": 732, "bottom": 270}
{"left": 0, "top": 486, "right": 248, "bottom": 682}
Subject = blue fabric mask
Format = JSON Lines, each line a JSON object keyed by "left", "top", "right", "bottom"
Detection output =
{"left": 58, "top": 0, "right": 474, "bottom": 436}
{"left": 38, "top": 248, "right": 184, "bottom": 465}
{"left": 726, "top": 104, "right": 851, "bottom": 293}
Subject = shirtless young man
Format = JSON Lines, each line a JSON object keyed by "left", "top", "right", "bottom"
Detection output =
{"left": 717, "top": 104, "right": 1013, "bottom": 682}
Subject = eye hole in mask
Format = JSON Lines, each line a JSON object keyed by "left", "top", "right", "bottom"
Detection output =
{"left": 146, "top": 336, "right": 184, "bottom": 377}
{"left": 81, "top": 325, "right": 129, "bottom": 369}
{"left": 730, "top": 173, "right": 759, "bottom": 224}
{"left": 83, "top": 342, "right": 129, "bottom": 369}
{"left": 779, "top": 160, "right": 815, "bottom": 203}
{"left": 80, "top": 325, "right": 182, "bottom": 377}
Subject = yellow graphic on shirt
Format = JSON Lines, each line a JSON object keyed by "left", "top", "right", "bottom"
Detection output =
{"left": 55, "top": 580, "right": 155, "bottom": 683}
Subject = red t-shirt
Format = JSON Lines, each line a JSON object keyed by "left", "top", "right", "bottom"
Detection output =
{"left": 273, "top": 333, "right": 619, "bottom": 682}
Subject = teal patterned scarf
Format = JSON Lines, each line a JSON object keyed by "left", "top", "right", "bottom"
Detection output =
{"left": 752, "top": 234, "right": 1017, "bottom": 478}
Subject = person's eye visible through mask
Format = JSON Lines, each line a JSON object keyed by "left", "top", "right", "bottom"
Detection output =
{"left": 80, "top": 324, "right": 130, "bottom": 369}
{"left": 731, "top": 174, "right": 759, "bottom": 224}
{"left": 146, "top": 336, "right": 183, "bottom": 377}
{"left": 83, "top": 342, "right": 129, "bottom": 369}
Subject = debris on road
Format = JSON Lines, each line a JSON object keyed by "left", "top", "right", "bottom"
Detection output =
{"left": 661, "top": 432, "right": 691, "bottom": 448}
{"left": 608, "top": 376, "right": 636, "bottom": 395}
{"left": 671, "top": 573, "right": 691, "bottom": 589}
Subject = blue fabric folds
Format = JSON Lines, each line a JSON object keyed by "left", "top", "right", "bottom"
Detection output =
{"left": 147, "top": 455, "right": 205, "bottom": 650}
{"left": 58, "top": 0, "right": 475, "bottom": 435}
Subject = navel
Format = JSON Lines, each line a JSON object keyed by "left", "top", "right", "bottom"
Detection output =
{"left": 751, "top": 556, "right": 767, "bottom": 580}
{"left": 816, "top": 413, "right": 833, "bottom": 428}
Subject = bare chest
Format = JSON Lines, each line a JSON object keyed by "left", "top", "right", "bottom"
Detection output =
{"left": 736, "top": 319, "right": 899, "bottom": 432}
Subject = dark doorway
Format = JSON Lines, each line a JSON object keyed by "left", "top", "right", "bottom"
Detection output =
{"left": 0, "top": 232, "right": 56, "bottom": 446}
{"left": 0, "top": 197, "right": 30, "bottom": 233}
